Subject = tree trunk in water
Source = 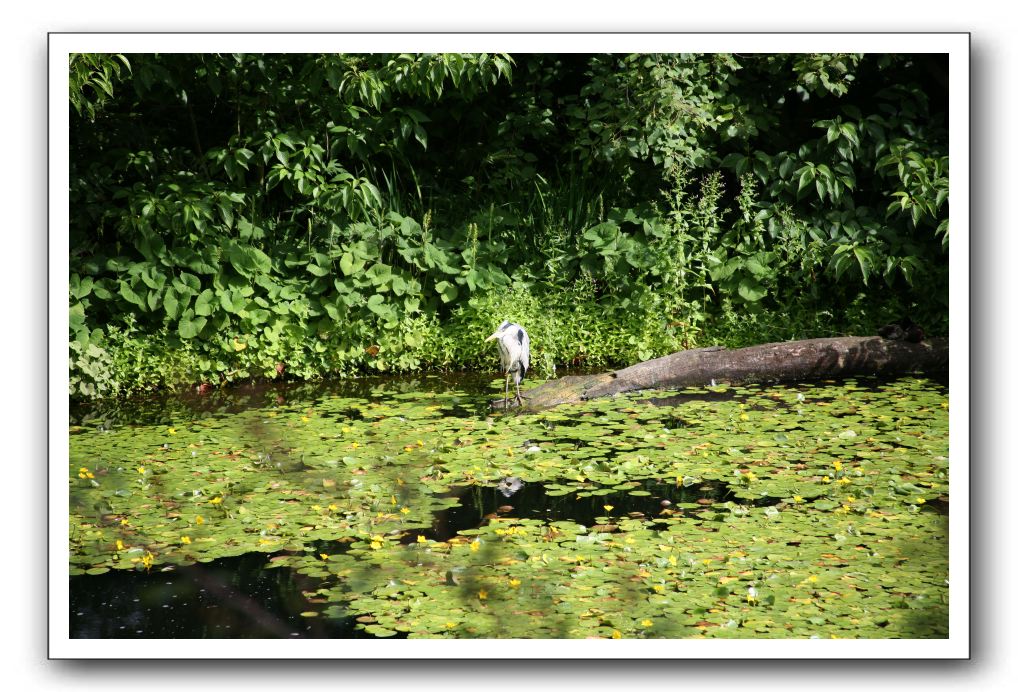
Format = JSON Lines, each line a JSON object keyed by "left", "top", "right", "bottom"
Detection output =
{"left": 513, "top": 336, "right": 948, "bottom": 411}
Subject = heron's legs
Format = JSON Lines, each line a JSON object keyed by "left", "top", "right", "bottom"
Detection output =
{"left": 504, "top": 371, "right": 511, "bottom": 409}
{"left": 514, "top": 372, "right": 523, "bottom": 407}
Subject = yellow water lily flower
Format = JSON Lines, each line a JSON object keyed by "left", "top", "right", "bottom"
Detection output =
{"left": 167, "top": 427, "right": 177, "bottom": 435}
{"left": 416, "top": 535, "right": 427, "bottom": 544}
{"left": 641, "top": 619, "right": 653, "bottom": 627}
{"left": 400, "top": 507, "right": 411, "bottom": 515}
{"left": 509, "top": 578, "right": 521, "bottom": 589}
{"left": 611, "top": 630, "right": 622, "bottom": 639}
{"left": 478, "top": 590, "right": 488, "bottom": 601}
{"left": 196, "top": 515, "right": 204, "bottom": 525}
{"left": 320, "top": 553, "right": 329, "bottom": 561}
{"left": 180, "top": 536, "right": 191, "bottom": 545}
{"left": 470, "top": 540, "right": 480, "bottom": 552}
{"left": 208, "top": 496, "right": 223, "bottom": 504}
{"left": 115, "top": 539, "right": 125, "bottom": 551}
{"left": 603, "top": 504, "right": 614, "bottom": 513}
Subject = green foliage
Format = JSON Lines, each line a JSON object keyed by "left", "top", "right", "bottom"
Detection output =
{"left": 69, "top": 52, "right": 949, "bottom": 399}
{"left": 69, "top": 53, "right": 130, "bottom": 121}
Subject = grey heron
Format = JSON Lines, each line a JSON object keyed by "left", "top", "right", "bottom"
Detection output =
{"left": 485, "top": 320, "right": 530, "bottom": 409}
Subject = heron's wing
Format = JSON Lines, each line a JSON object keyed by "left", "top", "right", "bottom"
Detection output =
{"left": 518, "top": 328, "right": 530, "bottom": 373}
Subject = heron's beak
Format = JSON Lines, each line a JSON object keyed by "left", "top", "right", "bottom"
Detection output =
{"left": 484, "top": 333, "right": 497, "bottom": 342}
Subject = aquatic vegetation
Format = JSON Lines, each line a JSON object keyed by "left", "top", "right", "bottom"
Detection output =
{"left": 69, "top": 376, "right": 949, "bottom": 638}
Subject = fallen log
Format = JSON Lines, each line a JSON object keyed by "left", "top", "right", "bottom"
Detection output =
{"left": 516, "top": 336, "right": 948, "bottom": 411}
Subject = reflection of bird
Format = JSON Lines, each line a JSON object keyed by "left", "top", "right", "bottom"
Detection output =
{"left": 496, "top": 476, "right": 524, "bottom": 498}
{"left": 485, "top": 320, "right": 530, "bottom": 409}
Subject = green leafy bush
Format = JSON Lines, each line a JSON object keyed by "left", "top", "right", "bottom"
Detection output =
{"left": 68, "top": 52, "right": 949, "bottom": 400}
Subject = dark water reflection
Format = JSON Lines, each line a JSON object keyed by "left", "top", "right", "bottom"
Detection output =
{"left": 70, "top": 552, "right": 365, "bottom": 639}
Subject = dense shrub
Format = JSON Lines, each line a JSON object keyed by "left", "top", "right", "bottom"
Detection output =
{"left": 69, "top": 53, "right": 948, "bottom": 399}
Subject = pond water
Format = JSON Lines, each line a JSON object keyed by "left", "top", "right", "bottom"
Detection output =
{"left": 68, "top": 373, "right": 950, "bottom": 639}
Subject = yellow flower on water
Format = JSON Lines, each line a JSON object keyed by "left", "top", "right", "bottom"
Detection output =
{"left": 653, "top": 584, "right": 665, "bottom": 592}
{"left": 209, "top": 496, "right": 223, "bottom": 504}
{"left": 603, "top": 504, "right": 614, "bottom": 514}
{"left": 167, "top": 427, "right": 177, "bottom": 435}
{"left": 470, "top": 540, "right": 480, "bottom": 552}
{"left": 833, "top": 461, "right": 842, "bottom": 471}
{"left": 611, "top": 630, "right": 622, "bottom": 639}
{"left": 320, "top": 553, "right": 329, "bottom": 561}
{"left": 351, "top": 442, "right": 360, "bottom": 449}
{"left": 115, "top": 539, "right": 125, "bottom": 551}
{"left": 506, "top": 448, "right": 514, "bottom": 457}
{"left": 137, "top": 466, "right": 146, "bottom": 474}
{"left": 807, "top": 575, "right": 818, "bottom": 583}
{"left": 702, "top": 558, "right": 712, "bottom": 566}
{"left": 445, "top": 621, "right": 456, "bottom": 629}
{"left": 120, "top": 518, "right": 130, "bottom": 526}
{"left": 641, "top": 619, "right": 653, "bottom": 627}
{"left": 328, "top": 504, "right": 338, "bottom": 511}
{"left": 837, "top": 478, "right": 851, "bottom": 485}
{"left": 311, "top": 504, "right": 321, "bottom": 511}
{"left": 196, "top": 515, "right": 204, "bottom": 525}
{"left": 79, "top": 467, "right": 88, "bottom": 473}
{"left": 403, "top": 445, "right": 414, "bottom": 452}
{"left": 370, "top": 540, "right": 382, "bottom": 550}
{"left": 341, "top": 426, "right": 352, "bottom": 434}
{"left": 417, "top": 440, "right": 425, "bottom": 447}
{"left": 400, "top": 507, "right": 411, "bottom": 515}
{"left": 739, "top": 413, "right": 749, "bottom": 421}
{"left": 509, "top": 578, "right": 521, "bottom": 589}
{"left": 821, "top": 475, "right": 831, "bottom": 483}
{"left": 86, "top": 471, "right": 95, "bottom": 479}
{"left": 668, "top": 555, "right": 677, "bottom": 566}
{"left": 141, "top": 551, "right": 154, "bottom": 570}
{"left": 181, "top": 536, "right": 191, "bottom": 544}
{"left": 416, "top": 535, "right": 427, "bottom": 543}
{"left": 793, "top": 495, "right": 803, "bottom": 503}
{"left": 301, "top": 416, "right": 310, "bottom": 423}
{"left": 917, "top": 497, "right": 926, "bottom": 504}
{"left": 478, "top": 590, "right": 488, "bottom": 601}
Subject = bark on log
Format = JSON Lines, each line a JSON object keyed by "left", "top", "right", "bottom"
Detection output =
{"left": 517, "top": 336, "right": 948, "bottom": 411}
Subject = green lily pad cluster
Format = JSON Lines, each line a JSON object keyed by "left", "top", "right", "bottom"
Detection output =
{"left": 69, "top": 375, "right": 949, "bottom": 637}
